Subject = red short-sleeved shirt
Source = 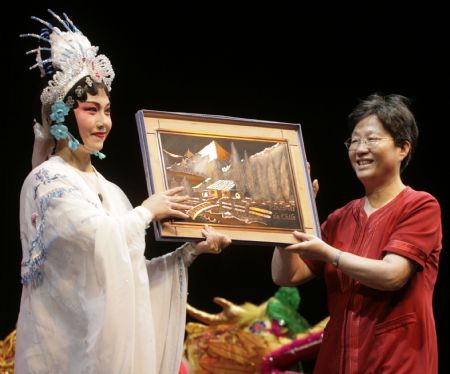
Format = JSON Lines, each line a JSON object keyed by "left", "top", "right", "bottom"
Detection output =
{"left": 304, "top": 187, "right": 442, "bottom": 374}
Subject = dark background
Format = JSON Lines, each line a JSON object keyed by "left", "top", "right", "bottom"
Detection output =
{"left": 3, "top": 4, "right": 448, "bottom": 373}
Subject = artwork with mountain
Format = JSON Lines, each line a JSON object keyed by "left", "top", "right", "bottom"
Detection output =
{"left": 159, "top": 132, "right": 303, "bottom": 230}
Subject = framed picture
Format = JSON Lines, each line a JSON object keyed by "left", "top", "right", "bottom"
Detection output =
{"left": 136, "top": 110, "right": 320, "bottom": 245}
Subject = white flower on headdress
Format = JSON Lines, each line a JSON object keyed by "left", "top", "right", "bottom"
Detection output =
{"left": 21, "top": 10, "right": 115, "bottom": 106}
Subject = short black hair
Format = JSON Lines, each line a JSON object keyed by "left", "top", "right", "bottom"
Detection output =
{"left": 348, "top": 93, "right": 418, "bottom": 172}
{"left": 64, "top": 76, "right": 111, "bottom": 107}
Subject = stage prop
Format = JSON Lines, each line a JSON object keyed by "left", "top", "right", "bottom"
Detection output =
{"left": 0, "top": 330, "right": 16, "bottom": 373}
{"left": 184, "top": 287, "right": 328, "bottom": 373}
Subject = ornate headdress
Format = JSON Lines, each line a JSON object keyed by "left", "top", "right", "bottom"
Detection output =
{"left": 21, "top": 9, "right": 115, "bottom": 163}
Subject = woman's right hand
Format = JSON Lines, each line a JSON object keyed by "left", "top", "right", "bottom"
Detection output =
{"left": 312, "top": 179, "right": 319, "bottom": 199}
{"left": 141, "top": 186, "right": 192, "bottom": 220}
{"left": 307, "top": 162, "right": 319, "bottom": 199}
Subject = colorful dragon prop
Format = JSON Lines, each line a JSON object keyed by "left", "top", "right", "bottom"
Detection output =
{"left": 184, "top": 287, "right": 328, "bottom": 373}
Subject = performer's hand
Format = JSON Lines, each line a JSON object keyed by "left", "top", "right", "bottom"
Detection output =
{"left": 142, "top": 186, "right": 192, "bottom": 220}
{"left": 192, "top": 224, "right": 232, "bottom": 254}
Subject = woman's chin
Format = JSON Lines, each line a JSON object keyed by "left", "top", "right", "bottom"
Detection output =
{"left": 78, "top": 144, "right": 103, "bottom": 154}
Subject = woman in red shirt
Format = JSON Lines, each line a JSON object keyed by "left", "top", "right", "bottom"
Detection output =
{"left": 272, "top": 93, "right": 442, "bottom": 374}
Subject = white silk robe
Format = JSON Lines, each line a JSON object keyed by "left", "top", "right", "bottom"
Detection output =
{"left": 15, "top": 156, "right": 188, "bottom": 374}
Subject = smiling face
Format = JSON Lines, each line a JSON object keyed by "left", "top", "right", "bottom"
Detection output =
{"left": 349, "top": 115, "right": 410, "bottom": 189}
{"left": 73, "top": 88, "right": 112, "bottom": 153}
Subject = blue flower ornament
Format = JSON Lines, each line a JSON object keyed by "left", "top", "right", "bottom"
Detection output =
{"left": 49, "top": 101, "right": 70, "bottom": 141}
{"left": 49, "top": 101, "right": 79, "bottom": 150}
{"left": 48, "top": 100, "right": 105, "bottom": 158}
{"left": 50, "top": 101, "right": 70, "bottom": 123}
{"left": 50, "top": 124, "right": 69, "bottom": 140}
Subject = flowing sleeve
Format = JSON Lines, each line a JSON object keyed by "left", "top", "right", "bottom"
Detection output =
{"left": 20, "top": 165, "right": 150, "bottom": 284}
{"left": 17, "top": 163, "right": 155, "bottom": 373}
{"left": 145, "top": 244, "right": 192, "bottom": 374}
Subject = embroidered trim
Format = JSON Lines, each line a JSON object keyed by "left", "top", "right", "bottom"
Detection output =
{"left": 22, "top": 166, "right": 85, "bottom": 284}
{"left": 180, "top": 242, "right": 199, "bottom": 267}
{"left": 177, "top": 255, "right": 185, "bottom": 295}
{"left": 33, "top": 168, "right": 65, "bottom": 199}
{"left": 21, "top": 187, "right": 74, "bottom": 284}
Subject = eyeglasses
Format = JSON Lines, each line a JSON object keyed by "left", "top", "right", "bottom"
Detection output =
{"left": 344, "top": 137, "right": 392, "bottom": 151}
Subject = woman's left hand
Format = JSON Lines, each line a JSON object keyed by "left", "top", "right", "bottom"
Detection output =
{"left": 284, "top": 231, "right": 331, "bottom": 262}
{"left": 192, "top": 224, "right": 232, "bottom": 254}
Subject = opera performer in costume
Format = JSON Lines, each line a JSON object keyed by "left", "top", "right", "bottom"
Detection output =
{"left": 15, "top": 10, "right": 231, "bottom": 374}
